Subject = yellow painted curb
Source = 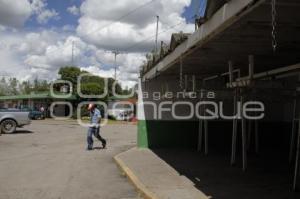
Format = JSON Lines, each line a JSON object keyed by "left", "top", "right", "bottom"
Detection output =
{"left": 114, "top": 153, "right": 159, "bottom": 199}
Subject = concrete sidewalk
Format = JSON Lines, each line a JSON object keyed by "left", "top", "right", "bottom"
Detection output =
{"left": 114, "top": 148, "right": 210, "bottom": 199}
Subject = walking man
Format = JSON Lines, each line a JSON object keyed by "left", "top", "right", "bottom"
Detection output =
{"left": 86, "top": 103, "right": 107, "bottom": 150}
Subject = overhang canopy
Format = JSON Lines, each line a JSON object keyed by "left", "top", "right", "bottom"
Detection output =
{"left": 142, "top": 0, "right": 300, "bottom": 81}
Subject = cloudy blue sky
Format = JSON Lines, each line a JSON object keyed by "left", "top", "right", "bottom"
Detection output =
{"left": 0, "top": 0, "right": 206, "bottom": 87}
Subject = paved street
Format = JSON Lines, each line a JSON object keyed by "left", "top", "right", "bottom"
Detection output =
{"left": 0, "top": 120, "right": 139, "bottom": 199}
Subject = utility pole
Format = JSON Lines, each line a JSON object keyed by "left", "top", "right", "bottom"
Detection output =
{"left": 71, "top": 41, "right": 75, "bottom": 66}
{"left": 112, "top": 51, "right": 119, "bottom": 80}
{"left": 155, "top": 15, "right": 159, "bottom": 54}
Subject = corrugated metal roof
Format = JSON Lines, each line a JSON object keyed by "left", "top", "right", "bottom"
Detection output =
{"left": 170, "top": 33, "right": 191, "bottom": 51}
{"left": 141, "top": 32, "right": 191, "bottom": 75}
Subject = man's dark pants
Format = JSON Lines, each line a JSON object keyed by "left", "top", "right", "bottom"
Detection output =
{"left": 87, "top": 127, "right": 106, "bottom": 149}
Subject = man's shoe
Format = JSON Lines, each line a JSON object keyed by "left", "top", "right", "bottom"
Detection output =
{"left": 86, "top": 147, "right": 93, "bottom": 151}
{"left": 102, "top": 140, "right": 107, "bottom": 149}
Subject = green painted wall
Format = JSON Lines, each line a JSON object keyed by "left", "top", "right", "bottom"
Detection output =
{"left": 138, "top": 120, "right": 200, "bottom": 148}
{"left": 138, "top": 120, "right": 234, "bottom": 149}
{"left": 137, "top": 120, "right": 149, "bottom": 148}
{"left": 138, "top": 120, "right": 292, "bottom": 149}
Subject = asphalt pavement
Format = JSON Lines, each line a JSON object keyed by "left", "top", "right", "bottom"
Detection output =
{"left": 0, "top": 119, "right": 140, "bottom": 199}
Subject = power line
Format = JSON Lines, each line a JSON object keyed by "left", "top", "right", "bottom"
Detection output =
{"left": 157, "top": 16, "right": 181, "bottom": 33}
{"left": 26, "top": 0, "right": 195, "bottom": 71}
{"left": 194, "top": 0, "right": 202, "bottom": 17}
{"left": 87, "top": 15, "right": 195, "bottom": 54}
{"left": 40, "top": 0, "right": 158, "bottom": 57}
{"left": 29, "top": 16, "right": 194, "bottom": 72}
{"left": 192, "top": 0, "right": 206, "bottom": 18}
{"left": 32, "top": 0, "right": 193, "bottom": 57}
{"left": 84, "top": 0, "right": 158, "bottom": 37}
{"left": 199, "top": 0, "right": 207, "bottom": 17}
{"left": 122, "top": 15, "right": 196, "bottom": 52}
{"left": 101, "top": 16, "right": 195, "bottom": 78}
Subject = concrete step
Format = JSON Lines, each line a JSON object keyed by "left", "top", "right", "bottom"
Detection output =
{"left": 114, "top": 147, "right": 210, "bottom": 199}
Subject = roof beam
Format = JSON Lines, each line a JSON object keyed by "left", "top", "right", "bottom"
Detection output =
{"left": 142, "top": 0, "right": 265, "bottom": 82}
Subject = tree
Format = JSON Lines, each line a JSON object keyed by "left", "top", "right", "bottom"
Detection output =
{"left": 0, "top": 77, "right": 7, "bottom": 96}
{"left": 0, "top": 76, "right": 50, "bottom": 96}
{"left": 58, "top": 66, "right": 130, "bottom": 100}
{"left": 18, "top": 79, "right": 49, "bottom": 94}
{"left": 19, "top": 81, "right": 32, "bottom": 94}
{"left": 8, "top": 78, "right": 18, "bottom": 95}
{"left": 108, "top": 78, "right": 122, "bottom": 96}
{"left": 40, "top": 80, "right": 49, "bottom": 91}
{"left": 58, "top": 66, "right": 82, "bottom": 85}
{"left": 80, "top": 83, "right": 104, "bottom": 96}
{"left": 79, "top": 75, "right": 107, "bottom": 100}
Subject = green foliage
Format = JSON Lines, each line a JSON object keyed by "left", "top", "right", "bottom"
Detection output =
{"left": 0, "top": 76, "right": 50, "bottom": 96}
{"left": 33, "top": 78, "right": 49, "bottom": 92}
{"left": 9, "top": 78, "right": 18, "bottom": 95}
{"left": 0, "top": 77, "right": 7, "bottom": 96}
{"left": 80, "top": 83, "right": 104, "bottom": 96}
{"left": 108, "top": 78, "right": 122, "bottom": 96}
{"left": 58, "top": 66, "right": 126, "bottom": 99}
{"left": 72, "top": 106, "right": 89, "bottom": 119}
{"left": 19, "top": 78, "right": 49, "bottom": 94}
{"left": 58, "top": 66, "right": 82, "bottom": 85}
{"left": 20, "top": 81, "right": 32, "bottom": 94}
{"left": 0, "top": 65, "right": 136, "bottom": 100}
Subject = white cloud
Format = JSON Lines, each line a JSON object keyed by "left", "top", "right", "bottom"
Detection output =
{"left": 77, "top": 0, "right": 193, "bottom": 52}
{"left": 76, "top": 49, "right": 145, "bottom": 88}
{"left": 36, "top": 9, "right": 59, "bottom": 24}
{"left": 67, "top": 5, "right": 80, "bottom": 16}
{"left": 82, "top": 66, "right": 114, "bottom": 78}
{"left": 0, "top": 0, "right": 194, "bottom": 88}
{"left": 24, "top": 35, "right": 88, "bottom": 70}
{"left": 30, "top": 0, "right": 45, "bottom": 11}
{"left": 17, "top": 31, "right": 61, "bottom": 55}
{"left": 30, "top": 0, "right": 60, "bottom": 24}
{"left": 0, "top": 30, "right": 68, "bottom": 81}
{"left": 0, "top": 0, "right": 32, "bottom": 28}
{"left": 82, "top": 65, "right": 138, "bottom": 88}
{"left": 62, "top": 24, "right": 76, "bottom": 32}
{"left": 74, "top": 0, "right": 193, "bottom": 87}
{"left": 0, "top": 0, "right": 60, "bottom": 28}
{"left": 80, "top": 0, "right": 161, "bottom": 28}
{"left": 0, "top": 25, "right": 6, "bottom": 32}
{"left": 0, "top": 46, "right": 32, "bottom": 81}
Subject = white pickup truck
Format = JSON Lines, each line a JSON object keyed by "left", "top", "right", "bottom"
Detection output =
{"left": 0, "top": 109, "right": 31, "bottom": 134}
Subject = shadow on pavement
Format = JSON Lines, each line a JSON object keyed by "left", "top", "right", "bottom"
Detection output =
{"left": 152, "top": 123, "right": 300, "bottom": 199}
{"left": 93, "top": 146, "right": 105, "bottom": 150}
{"left": 11, "top": 130, "right": 34, "bottom": 134}
{"left": 153, "top": 147, "right": 300, "bottom": 199}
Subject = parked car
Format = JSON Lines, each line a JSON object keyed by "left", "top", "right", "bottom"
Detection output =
{"left": 21, "top": 108, "right": 45, "bottom": 120}
{"left": 108, "top": 108, "right": 134, "bottom": 121}
{"left": 0, "top": 109, "right": 31, "bottom": 134}
{"left": 29, "top": 110, "right": 45, "bottom": 120}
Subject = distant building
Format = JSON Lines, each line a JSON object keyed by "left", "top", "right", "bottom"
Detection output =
{"left": 60, "top": 85, "right": 70, "bottom": 93}
{"left": 0, "top": 92, "right": 77, "bottom": 117}
{"left": 107, "top": 97, "right": 137, "bottom": 121}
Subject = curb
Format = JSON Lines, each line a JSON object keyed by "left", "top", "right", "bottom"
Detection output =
{"left": 114, "top": 149, "right": 159, "bottom": 199}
